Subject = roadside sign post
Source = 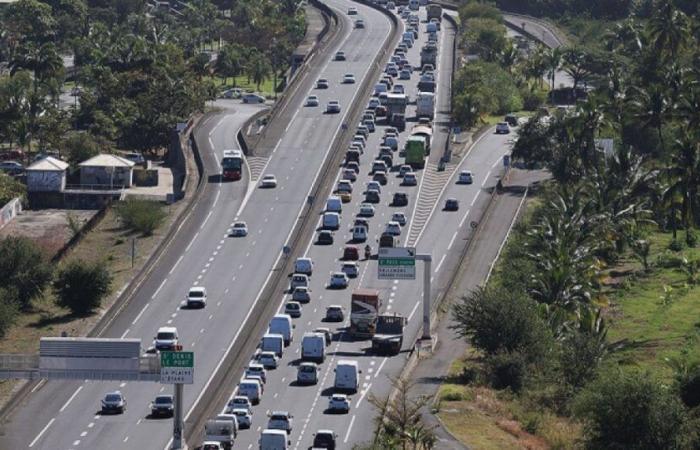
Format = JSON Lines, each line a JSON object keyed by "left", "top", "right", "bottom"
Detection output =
{"left": 378, "top": 248, "right": 433, "bottom": 340}
{"left": 161, "top": 351, "right": 194, "bottom": 450}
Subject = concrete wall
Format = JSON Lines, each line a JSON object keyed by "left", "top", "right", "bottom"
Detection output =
{"left": 80, "top": 166, "right": 133, "bottom": 188}
{"left": 0, "top": 197, "right": 22, "bottom": 229}
{"left": 27, "top": 170, "right": 66, "bottom": 192}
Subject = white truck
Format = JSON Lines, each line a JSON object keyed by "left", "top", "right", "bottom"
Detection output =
{"left": 416, "top": 92, "right": 435, "bottom": 120}
{"left": 334, "top": 360, "right": 360, "bottom": 393}
{"left": 204, "top": 419, "right": 235, "bottom": 450}
{"left": 260, "top": 428, "right": 289, "bottom": 450}
{"left": 301, "top": 332, "right": 326, "bottom": 363}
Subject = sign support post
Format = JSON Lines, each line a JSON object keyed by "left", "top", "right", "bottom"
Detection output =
{"left": 160, "top": 351, "right": 194, "bottom": 449}
{"left": 417, "top": 254, "right": 432, "bottom": 340}
{"left": 173, "top": 383, "right": 184, "bottom": 449}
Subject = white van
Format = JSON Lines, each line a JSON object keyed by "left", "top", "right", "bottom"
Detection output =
{"left": 326, "top": 196, "right": 342, "bottom": 213}
{"left": 322, "top": 212, "right": 340, "bottom": 230}
{"left": 352, "top": 225, "right": 368, "bottom": 242}
{"left": 334, "top": 360, "right": 361, "bottom": 393}
{"left": 301, "top": 333, "right": 326, "bottom": 363}
{"left": 260, "top": 428, "right": 289, "bottom": 450}
{"left": 238, "top": 379, "right": 262, "bottom": 404}
{"left": 294, "top": 257, "right": 313, "bottom": 275}
{"left": 269, "top": 314, "right": 294, "bottom": 345}
{"left": 261, "top": 333, "right": 284, "bottom": 357}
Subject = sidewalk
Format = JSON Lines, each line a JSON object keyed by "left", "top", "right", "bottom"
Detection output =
{"left": 407, "top": 168, "right": 548, "bottom": 450}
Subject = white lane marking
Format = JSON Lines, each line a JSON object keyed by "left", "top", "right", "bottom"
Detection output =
{"left": 201, "top": 210, "right": 213, "bottom": 229}
{"left": 124, "top": 436, "right": 129, "bottom": 443}
{"left": 435, "top": 254, "right": 446, "bottom": 273}
{"left": 131, "top": 302, "right": 150, "bottom": 325}
{"left": 213, "top": 189, "right": 221, "bottom": 207}
{"left": 87, "top": 422, "right": 94, "bottom": 428}
{"left": 30, "top": 379, "right": 46, "bottom": 393}
{"left": 59, "top": 386, "right": 83, "bottom": 412}
{"left": 120, "top": 328, "right": 130, "bottom": 338}
{"left": 459, "top": 207, "right": 472, "bottom": 228}
{"left": 492, "top": 158, "right": 500, "bottom": 169}
{"left": 185, "top": 232, "right": 199, "bottom": 252}
{"left": 169, "top": 255, "right": 184, "bottom": 275}
{"left": 447, "top": 231, "right": 458, "bottom": 250}
{"left": 80, "top": 431, "right": 87, "bottom": 437}
{"left": 152, "top": 278, "right": 167, "bottom": 299}
{"left": 481, "top": 170, "right": 491, "bottom": 187}
{"left": 343, "top": 415, "right": 356, "bottom": 443}
{"left": 28, "top": 417, "right": 55, "bottom": 447}
{"left": 408, "top": 301, "right": 420, "bottom": 322}
{"left": 72, "top": 440, "right": 80, "bottom": 446}
{"left": 374, "top": 357, "right": 388, "bottom": 379}
{"left": 356, "top": 383, "right": 371, "bottom": 409}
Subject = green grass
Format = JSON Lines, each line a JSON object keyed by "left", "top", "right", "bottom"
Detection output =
{"left": 208, "top": 74, "right": 282, "bottom": 98}
{"left": 483, "top": 110, "right": 533, "bottom": 126}
{"left": 604, "top": 231, "right": 700, "bottom": 380}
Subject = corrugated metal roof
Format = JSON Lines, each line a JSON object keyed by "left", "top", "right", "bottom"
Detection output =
{"left": 79, "top": 154, "right": 135, "bottom": 167}
{"left": 26, "top": 156, "right": 69, "bottom": 171}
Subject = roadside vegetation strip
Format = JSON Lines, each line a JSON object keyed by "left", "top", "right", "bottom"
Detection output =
{"left": 436, "top": 1, "right": 700, "bottom": 449}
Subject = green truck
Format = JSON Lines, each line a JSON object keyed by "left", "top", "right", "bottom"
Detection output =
{"left": 404, "top": 135, "right": 426, "bottom": 169}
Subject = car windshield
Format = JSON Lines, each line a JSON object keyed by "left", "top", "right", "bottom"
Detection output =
{"left": 157, "top": 332, "right": 176, "bottom": 340}
{"left": 301, "top": 365, "right": 315, "bottom": 372}
{"left": 189, "top": 291, "right": 203, "bottom": 297}
{"left": 105, "top": 394, "right": 122, "bottom": 402}
{"left": 155, "top": 396, "right": 172, "bottom": 404}
{"left": 234, "top": 223, "right": 245, "bottom": 228}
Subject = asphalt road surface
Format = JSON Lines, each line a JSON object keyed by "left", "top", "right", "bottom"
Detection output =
{"left": 0, "top": 1, "right": 393, "bottom": 449}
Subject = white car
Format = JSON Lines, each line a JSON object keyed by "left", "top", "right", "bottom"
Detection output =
{"left": 342, "top": 73, "right": 356, "bottom": 84}
{"left": 230, "top": 222, "right": 248, "bottom": 237}
{"left": 328, "top": 394, "right": 350, "bottom": 413}
{"left": 458, "top": 170, "right": 473, "bottom": 184}
{"left": 256, "top": 351, "right": 279, "bottom": 369}
{"left": 329, "top": 272, "right": 349, "bottom": 289}
{"left": 359, "top": 204, "right": 375, "bottom": 217}
{"left": 391, "top": 212, "right": 407, "bottom": 226}
{"left": 326, "top": 101, "right": 341, "bottom": 113}
{"left": 368, "top": 98, "right": 380, "bottom": 109}
{"left": 268, "top": 411, "right": 293, "bottom": 434}
{"left": 495, "top": 122, "right": 511, "bottom": 134}
{"left": 231, "top": 408, "right": 252, "bottom": 429}
{"left": 385, "top": 221, "right": 401, "bottom": 236}
{"left": 291, "top": 286, "right": 311, "bottom": 303}
{"left": 226, "top": 396, "right": 252, "bottom": 414}
{"left": 341, "top": 262, "right": 359, "bottom": 278}
{"left": 260, "top": 174, "right": 277, "bottom": 188}
{"left": 186, "top": 286, "right": 207, "bottom": 308}
{"left": 306, "top": 95, "right": 320, "bottom": 106}
{"left": 402, "top": 172, "right": 417, "bottom": 186}
{"left": 317, "top": 78, "right": 329, "bottom": 89}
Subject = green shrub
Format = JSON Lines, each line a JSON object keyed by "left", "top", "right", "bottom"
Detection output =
{"left": 669, "top": 239, "right": 684, "bottom": 252}
{"left": 114, "top": 198, "right": 167, "bottom": 236}
{"left": 0, "top": 288, "right": 19, "bottom": 338}
{"left": 440, "top": 385, "right": 466, "bottom": 401}
{"left": 53, "top": 260, "right": 112, "bottom": 315}
{"left": 486, "top": 350, "right": 528, "bottom": 392}
{"left": 521, "top": 87, "right": 547, "bottom": 111}
{"left": 0, "top": 237, "right": 53, "bottom": 309}
{"left": 0, "top": 173, "right": 27, "bottom": 205}
{"left": 559, "top": 330, "right": 607, "bottom": 389}
{"left": 686, "top": 229, "right": 697, "bottom": 247}
{"left": 678, "top": 366, "right": 700, "bottom": 408}
{"left": 574, "top": 369, "right": 693, "bottom": 449}
{"left": 654, "top": 250, "right": 686, "bottom": 268}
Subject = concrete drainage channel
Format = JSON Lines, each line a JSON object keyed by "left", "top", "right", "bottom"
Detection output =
{"left": 183, "top": 1, "right": 401, "bottom": 445}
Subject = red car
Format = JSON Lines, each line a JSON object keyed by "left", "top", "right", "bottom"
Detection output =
{"left": 342, "top": 246, "right": 359, "bottom": 261}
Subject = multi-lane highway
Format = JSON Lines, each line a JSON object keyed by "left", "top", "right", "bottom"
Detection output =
{"left": 210, "top": 6, "right": 515, "bottom": 450}
{"left": 0, "top": 1, "right": 393, "bottom": 449}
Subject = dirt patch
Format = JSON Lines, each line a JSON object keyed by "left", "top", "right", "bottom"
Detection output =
{"left": 0, "top": 209, "right": 96, "bottom": 258}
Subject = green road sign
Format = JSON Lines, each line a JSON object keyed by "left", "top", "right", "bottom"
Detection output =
{"left": 378, "top": 247, "right": 416, "bottom": 280}
{"left": 161, "top": 351, "right": 194, "bottom": 368}
{"left": 160, "top": 352, "right": 194, "bottom": 384}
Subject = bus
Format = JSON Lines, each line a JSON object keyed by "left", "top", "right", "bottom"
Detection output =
{"left": 221, "top": 149, "right": 243, "bottom": 180}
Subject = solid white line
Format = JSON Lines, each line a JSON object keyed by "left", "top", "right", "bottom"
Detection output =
{"left": 169, "top": 255, "right": 184, "bottom": 275}
{"left": 344, "top": 415, "right": 356, "bottom": 443}
{"left": 485, "top": 187, "right": 529, "bottom": 282}
{"left": 447, "top": 231, "right": 458, "bottom": 250}
{"left": 200, "top": 210, "right": 213, "bottom": 229}
{"left": 28, "top": 418, "right": 55, "bottom": 448}
{"left": 59, "top": 386, "right": 83, "bottom": 412}
{"left": 213, "top": 189, "right": 221, "bottom": 207}
{"left": 459, "top": 208, "right": 471, "bottom": 228}
{"left": 408, "top": 300, "right": 420, "bottom": 322}
{"left": 131, "top": 302, "right": 149, "bottom": 325}
{"left": 151, "top": 278, "right": 167, "bottom": 299}
{"left": 30, "top": 379, "right": 46, "bottom": 393}
{"left": 481, "top": 170, "right": 491, "bottom": 187}
{"left": 120, "top": 328, "right": 130, "bottom": 339}
{"left": 374, "top": 357, "right": 388, "bottom": 379}
{"left": 435, "top": 254, "right": 446, "bottom": 273}
{"left": 185, "top": 232, "right": 199, "bottom": 252}
{"left": 356, "top": 383, "right": 372, "bottom": 409}
{"left": 491, "top": 158, "right": 500, "bottom": 169}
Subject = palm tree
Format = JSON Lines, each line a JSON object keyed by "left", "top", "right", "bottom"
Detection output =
{"left": 544, "top": 47, "right": 562, "bottom": 92}
{"left": 628, "top": 85, "right": 670, "bottom": 152}
{"left": 663, "top": 129, "right": 700, "bottom": 245}
{"left": 648, "top": 0, "right": 690, "bottom": 61}
{"left": 562, "top": 47, "right": 591, "bottom": 100}
{"left": 499, "top": 43, "right": 519, "bottom": 74}
{"left": 246, "top": 52, "right": 271, "bottom": 92}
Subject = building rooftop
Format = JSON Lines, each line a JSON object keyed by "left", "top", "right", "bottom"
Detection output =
{"left": 79, "top": 154, "right": 135, "bottom": 168}
{"left": 26, "top": 156, "right": 69, "bottom": 171}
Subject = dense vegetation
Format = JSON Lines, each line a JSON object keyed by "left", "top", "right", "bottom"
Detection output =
{"left": 449, "top": 0, "right": 700, "bottom": 447}
{"left": 0, "top": 0, "right": 305, "bottom": 157}
{"left": 493, "top": 0, "right": 697, "bottom": 20}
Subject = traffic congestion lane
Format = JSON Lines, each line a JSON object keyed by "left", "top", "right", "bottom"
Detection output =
{"left": 6, "top": 2, "right": 394, "bottom": 449}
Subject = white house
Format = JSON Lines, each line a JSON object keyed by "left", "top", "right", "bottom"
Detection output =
{"left": 79, "top": 154, "right": 135, "bottom": 188}
{"left": 26, "top": 156, "right": 69, "bottom": 192}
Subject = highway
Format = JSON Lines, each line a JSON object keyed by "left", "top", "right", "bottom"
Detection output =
{"left": 0, "top": 1, "right": 393, "bottom": 449}
{"left": 218, "top": 6, "right": 515, "bottom": 450}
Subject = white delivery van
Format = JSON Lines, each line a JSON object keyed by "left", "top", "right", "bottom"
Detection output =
{"left": 334, "top": 360, "right": 360, "bottom": 393}
{"left": 326, "top": 196, "right": 342, "bottom": 213}
{"left": 269, "top": 314, "right": 294, "bottom": 345}
{"left": 259, "top": 428, "right": 289, "bottom": 450}
{"left": 322, "top": 212, "right": 340, "bottom": 231}
{"left": 261, "top": 334, "right": 284, "bottom": 357}
{"left": 238, "top": 379, "right": 262, "bottom": 404}
{"left": 301, "top": 333, "right": 326, "bottom": 363}
{"left": 294, "top": 257, "right": 313, "bottom": 275}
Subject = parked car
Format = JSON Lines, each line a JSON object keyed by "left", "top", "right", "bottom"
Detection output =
{"left": 0, "top": 161, "right": 24, "bottom": 175}
{"left": 242, "top": 93, "right": 265, "bottom": 104}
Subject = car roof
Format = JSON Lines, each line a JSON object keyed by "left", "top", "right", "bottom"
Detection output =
{"left": 157, "top": 326, "right": 177, "bottom": 333}
{"left": 189, "top": 286, "right": 206, "bottom": 292}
